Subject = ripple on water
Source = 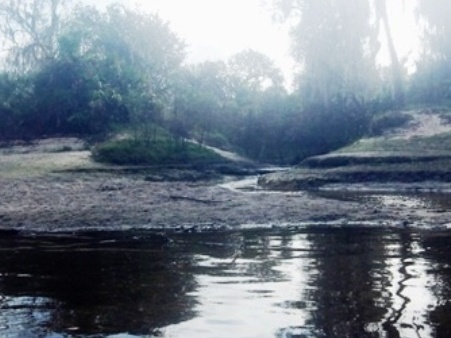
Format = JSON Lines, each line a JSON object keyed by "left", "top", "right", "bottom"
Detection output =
{"left": 0, "top": 228, "right": 451, "bottom": 337}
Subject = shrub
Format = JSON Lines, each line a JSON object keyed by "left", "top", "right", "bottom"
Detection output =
{"left": 369, "top": 111, "right": 412, "bottom": 136}
{"left": 92, "top": 138, "right": 224, "bottom": 165}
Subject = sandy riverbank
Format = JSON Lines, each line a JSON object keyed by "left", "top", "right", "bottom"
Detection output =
{"left": 1, "top": 136, "right": 451, "bottom": 232}
{"left": 1, "top": 170, "right": 451, "bottom": 232}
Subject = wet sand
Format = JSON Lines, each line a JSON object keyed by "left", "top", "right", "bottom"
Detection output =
{"left": 1, "top": 137, "right": 451, "bottom": 232}
{"left": 1, "top": 171, "right": 451, "bottom": 232}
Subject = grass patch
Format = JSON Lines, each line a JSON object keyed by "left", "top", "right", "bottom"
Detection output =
{"left": 0, "top": 151, "right": 99, "bottom": 178}
{"left": 92, "top": 138, "right": 225, "bottom": 165}
{"left": 339, "top": 132, "right": 451, "bottom": 153}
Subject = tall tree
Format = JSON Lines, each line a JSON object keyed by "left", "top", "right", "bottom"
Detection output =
{"left": 171, "top": 61, "right": 230, "bottom": 143}
{"left": 271, "top": 0, "right": 379, "bottom": 107}
{"left": 374, "top": 0, "right": 405, "bottom": 106}
{"left": 0, "top": 0, "right": 69, "bottom": 72}
{"left": 101, "top": 5, "right": 186, "bottom": 99}
{"left": 417, "top": 0, "right": 451, "bottom": 59}
{"left": 57, "top": 4, "right": 186, "bottom": 137}
{"left": 0, "top": 3, "right": 186, "bottom": 139}
{"left": 410, "top": 0, "right": 451, "bottom": 103}
{"left": 227, "top": 49, "right": 283, "bottom": 92}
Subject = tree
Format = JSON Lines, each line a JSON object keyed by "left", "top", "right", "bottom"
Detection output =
{"left": 417, "top": 0, "right": 451, "bottom": 59}
{"left": 0, "top": 3, "right": 186, "bottom": 140}
{"left": 227, "top": 49, "right": 283, "bottom": 92}
{"left": 0, "top": 73, "right": 34, "bottom": 140}
{"left": 260, "top": 0, "right": 376, "bottom": 162}
{"left": 409, "top": 0, "right": 451, "bottom": 104}
{"left": 30, "top": 48, "right": 134, "bottom": 136}
{"left": 0, "top": 0, "right": 69, "bottom": 72}
{"left": 374, "top": 0, "right": 405, "bottom": 106}
{"left": 271, "top": 0, "right": 379, "bottom": 107}
{"left": 90, "top": 5, "right": 185, "bottom": 139}
{"left": 44, "top": 4, "right": 185, "bottom": 138}
{"left": 171, "top": 61, "right": 230, "bottom": 144}
{"left": 98, "top": 5, "right": 186, "bottom": 100}
{"left": 170, "top": 52, "right": 291, "bottom": 161}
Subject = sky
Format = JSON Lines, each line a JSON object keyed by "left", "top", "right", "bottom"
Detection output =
{"left": 91, "top": 0, "right": 294, "bottom": 80}
{"left": 86, "top": 0, "right": 421, "bottom": 85}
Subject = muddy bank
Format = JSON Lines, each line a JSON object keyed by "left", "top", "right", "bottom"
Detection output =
{"left": 1, "top": 134, "right": 451, "bottom": 232}
{"left": 255, "top": 107, "right": 451, "bottom": 225}
{"left": 258, "top": 157, "right": 451, "bottom": 191}
{"left": 1, "top": 171, "right": 451, "bottom": 232}
{"left": 0, "top": 172, "right": 353, "bottom": 231}
{"left": 258, "top": 108, "right": 451, "bottom": 192}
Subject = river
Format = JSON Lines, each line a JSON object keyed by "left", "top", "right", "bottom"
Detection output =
{"left": 1, "top": 223, "right": 451, "bottom": 337}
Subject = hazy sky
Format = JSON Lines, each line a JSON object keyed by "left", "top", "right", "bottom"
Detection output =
{"left": 88, "top": 0, "right": 292, "bottom": 64}
{"left": 84, "top": 0, "right": 292, "bottom": 86}
{"left": 85, "top": 0, "right": 420, "bottom": 82}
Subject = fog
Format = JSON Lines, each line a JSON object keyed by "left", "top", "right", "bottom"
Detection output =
{"left": 0, "top": 0, "right": 449, "bottom": 164}
{"left": 82, "top": 0, "right": 419, "bottom": 78}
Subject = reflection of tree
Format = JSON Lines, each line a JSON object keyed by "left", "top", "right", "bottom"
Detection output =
{"left": 422, "top": 231, "right": 451, "bottom": 337}
{"left": 5, "top": 228, "right": 448, "bottom": 337}
{"left": 380, "top": 231, "right": 418, "bottom": 337}
{"left": 0, "top": 232, "right": 197, "bottom": 336}
{"left": 304, "top": 228, "right": 389, "bottom": 337}
{"left": 240, "top": 230, "right": 297, "bottom": 282}
{"left": 181, "top": 230, "right": 294, "bottom": 282}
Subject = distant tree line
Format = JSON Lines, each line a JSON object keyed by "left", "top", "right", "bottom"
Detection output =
{"left": 0, "top": 0, "right": 450, "bottom": 164}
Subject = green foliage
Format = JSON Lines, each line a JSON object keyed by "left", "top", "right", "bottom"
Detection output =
{"left": 417, "top": 0, "right": 451, "bottom": 60}
{"left": 290, "top": 97, "right": 371, "bottom": 161}
{"left": 31, "top": 57, "right": 130, "bottom": 136}
{"left": 227, "top": 49, "right": 283, "bottom": 91}
{"left": 369, "top": 111, "right": 412, "bottom": 136}
{"left": 200, "top": 131, "right": 231, "bottom": 150}
{"left": 0, "top": 0, "right": 68, "bottom": 72}
{"left": 92, "top": 138, "right": 223, "bottom": 165}
{"left": 0, "top": 73, "right": 34, "bottom": 140}
{"left": 409, "top": 1, "right": 451, "bottom": 106}
{"left": 3, "top": 0, "right": 451, "bottom": 169}
{"left": 408, "top": 61, "right": 451, "bottom": 105}
{"left": 0, "top": 4, "right": 183, "bottom": 141}
{"left": 275, "top": 0, "right": 379, "bottom": 106}
{"left": 340, "top": 131, "right": 451, "bottom": 154}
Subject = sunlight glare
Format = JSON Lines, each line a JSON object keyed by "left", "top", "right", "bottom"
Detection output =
{"left": 379, "top": 1, "right": 421, "bottom": 72}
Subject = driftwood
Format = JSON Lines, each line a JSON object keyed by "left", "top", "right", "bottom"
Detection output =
{"left": 169, "top": 195, "right": 222, "bottom": 204}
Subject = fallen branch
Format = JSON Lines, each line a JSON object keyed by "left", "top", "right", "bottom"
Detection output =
{"left": 169, "top": 195, "right": 222, "bottom": 204}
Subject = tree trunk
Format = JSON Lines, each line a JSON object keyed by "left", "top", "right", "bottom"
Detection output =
{"left": 376, "top": 0, "right": 405, "bottom": 106}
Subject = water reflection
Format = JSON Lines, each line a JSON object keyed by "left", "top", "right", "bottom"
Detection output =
{"left": 165, "top": 231, "right": 313, "bottom": 338}
{"left": 1, "top": 228, "right": 451, "bottom": 337}
{"left": 0, "top": 231, "right": 197, "bottom": 337}
{"left": 422, "top": 233, "right": 451, "bottom": 338}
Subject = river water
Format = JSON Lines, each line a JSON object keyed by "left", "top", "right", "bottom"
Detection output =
{"left": 1, "top": 224, "right": 451, "bottom": 338}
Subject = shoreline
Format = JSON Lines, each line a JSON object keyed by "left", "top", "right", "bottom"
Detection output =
{"left": 1, "top": 170, "right": 451, "bottom": 233}
{"left": 0, "top": 136, "right": 451, "bottom": 234}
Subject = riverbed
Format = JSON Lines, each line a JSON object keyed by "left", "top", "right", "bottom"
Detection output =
{"left": 2, "top": 141, "right": 451, "bottom": 337}
{"left": 2, "top": 173, "right": 451, "bottom": 232}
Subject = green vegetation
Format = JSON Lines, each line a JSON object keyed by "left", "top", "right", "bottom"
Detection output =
{"left": 340, "top": 132, "right": 451, "bottom": 154}
{"left": 1, "top": 1, "right": 451, "bottom": 166}
{"left": 92, "top": 139, "right": 224, "bottom": 165}
{"left": 369, "top": 111, "right": 412, "bottom": 136}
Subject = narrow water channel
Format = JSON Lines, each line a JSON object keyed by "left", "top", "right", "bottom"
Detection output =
{"left": 1, "top": 226, "right": 451, "bottom": 338}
